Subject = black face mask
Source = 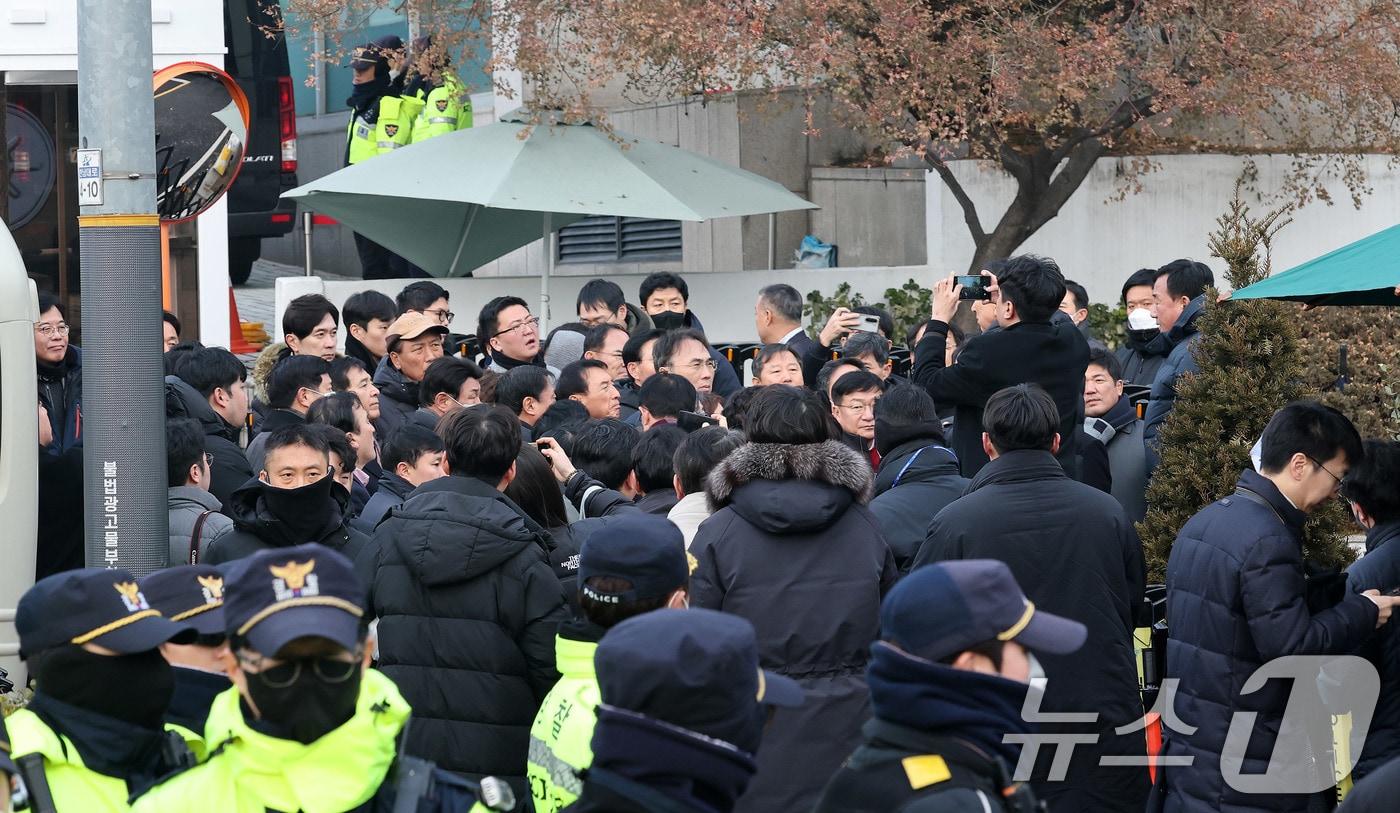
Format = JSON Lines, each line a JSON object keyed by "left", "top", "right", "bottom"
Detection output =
{"left": 243, "top": 658, "right": 362, "bottom": 745}
{"left": 650, "top": 310, "right": 686, "bottom": 331}
{"left": 257, "top": 475, "right": 338, "bottom": 543}
{"left": 35, "top": 645, "right": 174, "bottom": 730}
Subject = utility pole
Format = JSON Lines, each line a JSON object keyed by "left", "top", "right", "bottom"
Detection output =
{"left": 76, "top": 0, "right": 168, "bottom": 574}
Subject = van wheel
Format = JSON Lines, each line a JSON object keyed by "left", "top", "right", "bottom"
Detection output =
{"left": 229, "top": 237, "right": 260, "bottom": 285}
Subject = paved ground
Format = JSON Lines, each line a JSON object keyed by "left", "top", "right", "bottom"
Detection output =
{"left": 233, "top": 258, "right": 357, "bottom": 330}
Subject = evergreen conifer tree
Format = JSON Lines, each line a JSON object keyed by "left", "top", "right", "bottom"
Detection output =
{"left": 1139, "top": 187, "right": 1354, "bottom": 580}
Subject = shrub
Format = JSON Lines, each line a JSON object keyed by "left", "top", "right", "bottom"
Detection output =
{"left": 1298, "top": 306, "right": 1400, "bottom": 442}
{"left": 1139, "top": 190, "right": 1354, "bottom": 581}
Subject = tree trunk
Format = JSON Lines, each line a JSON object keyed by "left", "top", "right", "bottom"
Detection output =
{"left": 953, "top": 138, "right": 1108, "bottom": 273}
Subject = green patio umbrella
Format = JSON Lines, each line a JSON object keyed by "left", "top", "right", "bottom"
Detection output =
{"left": 1232, "top": 224, "right": 1400, "bottom": 306}
{"left": 283, "top": 110, "right": 817, "bottom": 326}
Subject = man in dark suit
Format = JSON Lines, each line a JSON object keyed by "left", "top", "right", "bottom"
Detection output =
{"left": 755, "top": 284, "right": 818, "bottom": 367}
{"left": 911, "top": 255, "right": 1089, "bottom": 478}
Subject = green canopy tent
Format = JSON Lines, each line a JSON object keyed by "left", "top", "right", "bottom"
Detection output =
{"left": 283, "top": 110, "right": 817, "bottom": 327}
{"left": 1232, "top": 224, "right": 1400, "bottom": 306}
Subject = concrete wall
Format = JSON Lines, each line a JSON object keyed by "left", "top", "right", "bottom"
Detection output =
{"left": 274, "top": 264, "right": 933, "bottom": 346}
{"left": 926, "top": 153, "right": 1400, "bottom": 304}
{"left": 811, "top": 167, "right": 927, "bottom": 268}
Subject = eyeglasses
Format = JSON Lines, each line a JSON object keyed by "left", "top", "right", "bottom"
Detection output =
{"left": 493, "top": 315, "right": 540, "bottom": 337}
{"left": 203, "top": 452, "right": 214, "bottom": 467}
{"left": 237, "top": 650, "right": 362, "bottom": 688}
{"left": 35, "top": 322, "right": 70, "bottom": 337}
{"left": 835, "top": 401, "right": 880, "bottom": 415}
{"left": 1307, "top": 455, "right": 1346, "bottom": 491}
{"left": 425, "top": 307, "right": 455, "bottom": 324}
{"left": 666, "top": 358, "right": 718, "bottom": 372}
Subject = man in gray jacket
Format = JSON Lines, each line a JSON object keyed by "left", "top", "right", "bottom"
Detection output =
{"left": 1083, "top": 348, "right": 1148, "bottom": 522}
{"left": 167, "top": 418, "right": 235, "bottom": 565}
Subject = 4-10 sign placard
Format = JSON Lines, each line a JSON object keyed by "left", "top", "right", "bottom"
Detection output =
{"left": 77, "top": 148, "right": 103, "bottom": 206}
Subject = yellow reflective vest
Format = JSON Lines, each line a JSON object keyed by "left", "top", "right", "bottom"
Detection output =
{"left": 527, "top": 633, "right": 600, "bottom": 813}
{"left": 346, "top": 94, "right": 424, "bottom": 165}
{"left": 132, "top": 669, "right": 495, "bottom": 813}
{"left": 5, "top": 707, "right": 134, "bottom": 813}
{"left": 410, "top": 74, "right": 473, "bottom": 143}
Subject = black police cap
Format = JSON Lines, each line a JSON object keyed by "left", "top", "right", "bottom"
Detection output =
{"left": 222, "top": 543, "right": 366, "bottom": 656}
{"left": 595, "top": 609, "right": 801, "bottom": 748}
{"left": 139, "top": 564, "right": 228, "bottom": 637}
{"left": 16, "top": 568, "right": 197, "bottom": 660}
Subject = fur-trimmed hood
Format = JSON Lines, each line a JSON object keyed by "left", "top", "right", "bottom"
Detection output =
{"left": 706, "top": 441, "right": 873, "bottom": 535}
{"left": 251, "top": 342, "right": 288, "bottom": 404}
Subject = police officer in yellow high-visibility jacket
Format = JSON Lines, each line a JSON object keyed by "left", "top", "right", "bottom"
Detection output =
{"left": 411, "top": 72, "right": 472, "bottom": 143}
{"left": 527, "top": 514, "right": 691, "bottom": 813}
{"left": 345, "top": 36, "right": 427, "bottom": 280}
{"left": 402, "top": 38, "right": 473, "bottom": 144}
{"left": 2, "top": 715, "right": 18, "bottom": 813}
{"left": 6, "top": 568, "right": 199, "bottom": 813}
{"left": 131, "top": 543, "right": 514, "bottom": 813}
{"left": 140, "top": 564, "right": 234, "bottom": 763}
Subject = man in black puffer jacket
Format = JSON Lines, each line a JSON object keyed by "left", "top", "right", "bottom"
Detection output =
{"left": 1160, "top": 403, "right": 1396, "bottom": 813}
{"left": 204, "top": 424, "right": 369, "bottom": 566}
{"left": 359, "top": 404, "right": 567, "bottom": 798}
{"left": 1345, "top": 440, "right": 1400, "bottom": 782}
{"left": 911, "top": 384, "right": 1147, "bottom": 812}
{"left": 690, "top": 385, "right": 897, "bottom": 813}
{"left": 868, "top": 384, "right": 968, "bottom": 573}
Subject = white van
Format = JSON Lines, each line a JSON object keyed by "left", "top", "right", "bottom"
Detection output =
{"left": 0, "top": 224, "right": 40, "bottom": 681}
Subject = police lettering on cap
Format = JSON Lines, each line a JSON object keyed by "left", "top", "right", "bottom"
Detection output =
{"left": 578, "top": 514, "right": 689, "bottom": 605}
{"left": 139, "top": 564, "right": 228, "bottom": 637}
{"left": 881, "top": 560, "right": 1087, "bottom": 662}
{"left": 595, "top": 609, "right": 802, "bottom": 750}
{"left": 14, "top": 568, "right": 198, "bottom": 659}
{"left": 222, "top": 543, "right": 366, "bottom": 656}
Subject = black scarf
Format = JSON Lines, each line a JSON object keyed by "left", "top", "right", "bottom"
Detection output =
{"left": 36, "top": 355, "right": 73, "bottom": 383}
{"left": 346, "top": 74, "right": 390, "bottom": 122}
{"left": 488, "top": 350, "right": 543, "bottom": 372}
{"left": 27, "top": 693, "right": 190, "bottom": 790}
{"left": 164, "top": 667, "right": 231, "bottom": 736}
{"left": 866, "top": 642, "right": 1030, "bottom": 767}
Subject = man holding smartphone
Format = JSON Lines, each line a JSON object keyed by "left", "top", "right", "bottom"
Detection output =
{"left": 911, "top": 255, "right": 1089, "bottom": 478}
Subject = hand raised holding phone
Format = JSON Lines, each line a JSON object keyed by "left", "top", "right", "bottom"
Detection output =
{"left": 931, "top": 277, "right": 962, "bottom": 323}
{"left": 819, "top": 307, "right": 866, "bottom": 347}
{"left": 534, "top": 437, "right": 576, "bottom": 483}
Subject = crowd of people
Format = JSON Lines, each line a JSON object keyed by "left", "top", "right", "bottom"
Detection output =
{"left": 10, "top": 257, "right": 1400, "bottom": 813}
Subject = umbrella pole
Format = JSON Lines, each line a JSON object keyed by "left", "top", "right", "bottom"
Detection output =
{"left": 541, "top": 212, "right": 552, "bottom": 332}
{"left": 447, "top": 206, "right": 480, "bottom": 277}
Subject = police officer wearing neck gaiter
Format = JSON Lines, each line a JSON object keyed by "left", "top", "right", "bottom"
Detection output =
{"left": 132, "top": 543, "right": 515, "bottom": 813}
{"left": 7, "top": 568, "right": 199, "bottom": 812}
{"left": 139, "top": 565, "right": 234, "bottom": 761}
